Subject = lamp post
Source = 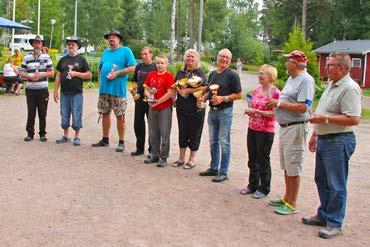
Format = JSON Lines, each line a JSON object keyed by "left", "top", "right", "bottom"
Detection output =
{"left": 49, "top": 19, "right": 56, "bottom": 49}
{"left": 74, "top": 0, "right": 78, "bottom": 36}
{"left": 11, "top": 0, "right": 16, "bottom": 54}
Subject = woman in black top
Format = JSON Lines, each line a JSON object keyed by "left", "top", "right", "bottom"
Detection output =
{"left": 153, "top": 49, "right": 207, "bottom": 169}
{"left": 173, "top": 49, "right": 208, "bottom": 169}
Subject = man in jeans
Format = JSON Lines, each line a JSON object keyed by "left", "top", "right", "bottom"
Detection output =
{"left": 20, "top": 35, "right": 53, "bottom": 142}
{"left": 92, "top": 30, "right": 136, "bottom": 152}
{"left": 199, "top": 48, "right": 242, "bottom": 182}
{"left": 53, "top": 36, "right": 91, "bottom": 146}
{"left": 303, "top": 52, "right": 361, "bottom": 239}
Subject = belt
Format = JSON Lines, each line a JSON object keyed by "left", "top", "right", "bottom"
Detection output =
{"left": 317, "top": 132, "right": 353, "bottom": 139}
{"left": 279, "top": 121, "right": 307, "bottom": 128}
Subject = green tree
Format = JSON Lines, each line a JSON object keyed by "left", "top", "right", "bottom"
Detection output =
{"left": 276, "top": 27, "right": 320, "bottom": 86}
{"left": 118, "top": 0, "right": 143, "bottom": 41}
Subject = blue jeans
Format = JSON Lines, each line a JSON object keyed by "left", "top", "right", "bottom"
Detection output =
{"left": 208, "top": 107, "right": 233, "bottom": 175}
{"left": 315, "top": 132, "right": 356, "bottom": 228}
{"left": 60, "top": 93, "right": 83, "bottom": 131}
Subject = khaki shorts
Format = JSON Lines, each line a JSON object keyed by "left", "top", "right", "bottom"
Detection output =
{"left": 98, "top": 94, "right": 127, "bottom": 116}
{"left": 279, "top": 123, "right": 309, "bottom": 176}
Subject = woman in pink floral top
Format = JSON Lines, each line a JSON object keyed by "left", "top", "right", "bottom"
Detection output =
{"left": 240, "top": 64, "right": 280, "bottom": 199}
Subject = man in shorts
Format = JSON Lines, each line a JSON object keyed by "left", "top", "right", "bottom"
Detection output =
{"left": 92, "top": 30, "right": 136, "bottom": 152}
{"left": 267, "top": 50, "right": 315, "bottom": 215}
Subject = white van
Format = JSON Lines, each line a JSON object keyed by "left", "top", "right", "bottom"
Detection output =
{"left": 9, "top": 34, "right": 44, "bottom": 51}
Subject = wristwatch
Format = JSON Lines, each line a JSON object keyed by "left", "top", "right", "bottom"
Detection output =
{"left": 325, "top": 115, "right": 329, "bottom": 124}
{"left": 224, "top": 96, "right": 230, "bottom": 103}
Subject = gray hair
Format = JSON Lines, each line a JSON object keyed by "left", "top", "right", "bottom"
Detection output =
{"left": 296, "top": 62, "right": 307, "bottom": 69}
{"left": 329, "top": 52, "right": 352, "bottom": 71}
{"left": 181, "top": 49, "right": 201, "bottom": 70}
{"left": 218, "top": 48, "right": 232, "bottom": 60}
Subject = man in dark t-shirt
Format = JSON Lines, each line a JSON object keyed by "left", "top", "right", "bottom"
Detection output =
{"left": 130, "top": 46, "right": 156, "bottom": 156}
{"left": 199, "top": 48, "right": 242, "bottom": 182}
{"left": 53, "top": 36, "right": 91, "bottom": 146}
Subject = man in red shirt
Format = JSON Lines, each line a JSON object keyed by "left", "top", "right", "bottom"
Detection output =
{"left": 144, "top": 54, "right": 175, "bottom": 167}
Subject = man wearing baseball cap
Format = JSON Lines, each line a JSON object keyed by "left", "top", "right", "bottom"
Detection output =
{"left": 92, "top": 30, "right": 136, "bottom": 152}
{"left": 20, "top": 35, "right": 54, "bottom": 142}
{"left": 53, "top": 36, "right": 92, "bottom": 146}
{"left": 267, "top": 50, "right": 315, "bottom": 215}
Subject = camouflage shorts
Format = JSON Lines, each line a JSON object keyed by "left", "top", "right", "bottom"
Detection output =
{"left": 98, "top": 94, "right": 127, "bottom": 116}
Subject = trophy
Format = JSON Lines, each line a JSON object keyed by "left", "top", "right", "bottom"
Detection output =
{"left": 172, "top": 78, "right": 189, "bottom": 97}
{"left": 143, "top": 84, "right": 157, "bottom": 103}
{"left": 128, "top": 82, "right": 140, "bottom": 101}
{"left": 188, "top": 75, "right": 202, "bottom": 88}
{"left": 34, "top": 64, "right": 40, "bottom": 77}
{"left": 193, "top": 90, "right": 205, "bottom": 111}
{"left": 107, "top": 64, "right": 118, "bottom": 79}
{"left": 209, "top": 84, "right": 219, "bottom": 110}
{"left": 66, "top": 64, "right": 74, "bottom": 80}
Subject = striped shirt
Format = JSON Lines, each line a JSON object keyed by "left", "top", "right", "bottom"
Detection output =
{"left": 22, "top": 53, "right": 53, "bottom": 89}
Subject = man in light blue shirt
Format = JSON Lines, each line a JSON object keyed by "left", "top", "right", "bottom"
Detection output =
{"left": 92, "top": 30, "right": 136, "bottom": 152}
{"left": 267, "top": 50, "right": 315, "bottom": 215}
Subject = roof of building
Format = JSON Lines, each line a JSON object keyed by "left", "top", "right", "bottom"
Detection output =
{"left": 314, "top": 40, "right": 370, "bottom": 55}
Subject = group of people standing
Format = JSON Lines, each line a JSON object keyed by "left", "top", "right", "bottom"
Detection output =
{"left": 240, "top": 50, "right": 361, "bottom": 239}
{"left": 18, "top": 29, "right": 362, "bottom": 240}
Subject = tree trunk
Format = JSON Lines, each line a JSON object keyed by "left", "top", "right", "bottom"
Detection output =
{"left": 176, "top": 0, "right": 182, "bottom": 60}
{"left": 197, "top": 0, "right": 203, "bottom": 53}
{"left": 302, "top": 0, "right": 307, "bottom": 40}
{"left": 188, "top": 0, "right": 195, "bottom": 49}
{"left": 169, "top": 0, "right": 176, "bottom": 64}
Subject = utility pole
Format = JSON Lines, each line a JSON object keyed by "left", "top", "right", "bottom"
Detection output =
{"left": 37, "top": 0, "right": 40, "bottom": 35}
{"left": 74, "top": 0, "right": 78, "bottom": 36}
{"left": 11, "top": 0, "right": 16, "bottom": 54}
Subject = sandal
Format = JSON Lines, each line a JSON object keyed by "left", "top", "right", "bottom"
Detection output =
{"left": 183, "top": 162, "right": 196, "bottom": 169}
{"left": 172, "top": 160, "right": 185, "bottom": 167}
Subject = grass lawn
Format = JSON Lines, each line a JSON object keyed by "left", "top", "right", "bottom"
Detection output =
{"left": 362, "top": 88, "right": 370, "bottom": 97}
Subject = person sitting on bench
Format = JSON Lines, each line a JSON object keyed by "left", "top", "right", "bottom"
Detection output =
{"left": 2, "top": 58, "right": 23, "bottom": 95}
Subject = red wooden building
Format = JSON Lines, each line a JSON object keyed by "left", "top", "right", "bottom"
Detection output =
{"left": 314, "top": 40, "right": 370, "bottom": 88}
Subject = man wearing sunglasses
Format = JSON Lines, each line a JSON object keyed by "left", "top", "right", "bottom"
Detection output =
{"left": 267, "top": 50, "right": 315, "bottom": 215}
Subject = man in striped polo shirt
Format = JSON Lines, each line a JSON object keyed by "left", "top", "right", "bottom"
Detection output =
{"left": 20, "top": 35, "right": 54, "bottom": 142}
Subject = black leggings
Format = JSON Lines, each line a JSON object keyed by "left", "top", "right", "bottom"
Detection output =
{"left": 176, "top": 109, "right": 205, "bottom": 151}
{"left": 247, "top": 128, "right": 274, "bottom": 195}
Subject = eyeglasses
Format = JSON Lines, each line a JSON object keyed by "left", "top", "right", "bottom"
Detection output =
{"left": 326, "top": 64, "right": 342, "bottom": 69}
{"left": 219, "top": 55, "right": 231, "bottom": 59}
{"left": 285, "top": 59, "right": 296, "bottom": 64}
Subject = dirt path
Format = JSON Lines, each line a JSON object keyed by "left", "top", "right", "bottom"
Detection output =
{"left": 0, "top": 82, "right": 369, "bottom": 246}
